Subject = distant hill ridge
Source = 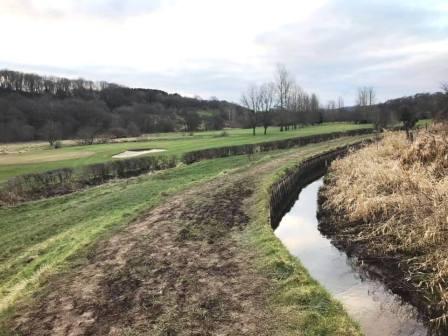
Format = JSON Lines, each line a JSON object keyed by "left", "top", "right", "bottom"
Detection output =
{"left": 0, "top": 69, "right": 249, "bottom": 142}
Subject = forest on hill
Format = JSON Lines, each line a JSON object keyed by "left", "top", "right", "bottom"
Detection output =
{"left": 0, "top": 70, "right": 249, "bottom": 142}
{"left": 0, "top": 69, "right": 446, "bottom": 143}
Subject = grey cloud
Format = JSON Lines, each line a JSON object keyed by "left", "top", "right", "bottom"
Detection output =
{"left": 257, "top": 0, "right": 448, "bottom": 104}
{"left": 3, "top": 0, "right": 448, "bottom": 104}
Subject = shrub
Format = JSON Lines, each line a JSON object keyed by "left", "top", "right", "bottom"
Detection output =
{"left": 0, "top": 156, "right": 177, "bottom": 204}
{"left": 182, "top": 128, "right": 373, "bottom": 164}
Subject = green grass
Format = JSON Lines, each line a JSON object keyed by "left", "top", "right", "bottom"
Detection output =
{"left": 0, "top": 154, "right": 257, "bottom": 315}
{"left": 243, "top": 149, "right": 362, "bottom": 335}
{"left": 0, "top": 135, "right": 372, "bottom": 319}
{"left": 0, "top": 134, "right": 375, "bottom": 336}
{"left": 0, "top": 123, "right": 371, "bottom": 182}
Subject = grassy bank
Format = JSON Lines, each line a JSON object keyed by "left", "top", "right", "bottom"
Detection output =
{"left": 0, "top": 135, "right": 372, "bottom": 334}
{"left": 241, "top": 148, "right": 362, "bottom": 335}
{"left": 0, "top": 154, "right": 259, "bottom": 317}
{"left": 320, "top": 127, "right": 448, "bottom": 331}
{"left": 0, "top": 123, "right": 371, "bottom": 182}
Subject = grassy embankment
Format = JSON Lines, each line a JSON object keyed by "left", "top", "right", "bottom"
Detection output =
{"left": 321, "top": 127, "right": 448, "bottom": 330}
{"left": 242, "top": 147, "right": 362, "bottom": 335}
{"left": 0, "top": 123, "right": 371, "bottom": 182}
{"left": 0, "top": 134, "right": 372, "bottom": 334}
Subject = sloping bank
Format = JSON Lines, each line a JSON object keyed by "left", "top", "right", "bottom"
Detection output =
{"left": 317, "top": 132, "right": 448, "bottom": 335}
{"left": 242, "top": 141, "right": 371, "bottom": 335}
{"left": 0, "top": 128, "right": 373, "bottom": 205}
{"left": 3, "top": 137, "right": 370, "bottom": 336}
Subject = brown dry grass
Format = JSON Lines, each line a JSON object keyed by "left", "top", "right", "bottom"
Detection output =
{"left": 322, "top": 126, "right": 448, "bottom": 329}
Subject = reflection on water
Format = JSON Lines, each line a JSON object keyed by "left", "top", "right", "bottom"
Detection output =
{"left": 275, "top": 178, "right": 428, "bottom": 336}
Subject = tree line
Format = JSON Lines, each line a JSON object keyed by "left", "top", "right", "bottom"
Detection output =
{"left": 0, "top": 69, "right": 250, "bottom": 143}
{"left": 240, "top": 65, "right": 321, "bottom": 135}
{"left": 241, "top": 65, "right": 448, "bottom": 135}
{"left": 1, "top": 68, "right": 447, "bottom": 143}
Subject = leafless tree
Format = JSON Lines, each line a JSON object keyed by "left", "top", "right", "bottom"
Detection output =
{"left": 356, "top": 87, "right": 376, "bottom": 123}
{"left": 275, "top": 64, "right": 294, "bottom": 131}
{"left": 241, "top": 84, "right": 262, "bottom": 135}
{"left": 337, "top": 96, "right": 344, "bottom": 109}
{"left": 289, "top": 84, "right": 314, "bottom": 128}
{"left": 39, "top": 121, "right": 61, "bottom": 147}
{"left": 77, "top": 126, "right": 98, "bottom": 145}
{"left": 310, "top": 93, "right": 321, "bottom": 123}
{"left": 357, "top": 87, "right": 368, "bottom": 107}
{"left": 368, "top": 87, "right": 376, "bottom": 106}
{"left": 357, "top": 87, "right": 376, "bottom": 106}
{"left": 442, "top": 82, "right": 448, "bottom": 93}
{"left": 259, "top": 82, "right": 275, "bottom": 134}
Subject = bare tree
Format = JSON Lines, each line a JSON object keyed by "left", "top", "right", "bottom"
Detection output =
{"left": 259, "top": 82, "right": 275, "bottom": 134}
{"left": 357, "top": 87, "right": 376, "bottom": 106}
{"left": 368, "top": 87, "right": 376, "bottom": 106}
{"left": 437, "top": 82, "right": 448, "bottom": 120}
{"left": 77, "top": 126, "right": 98, "bottom": 145}
{"left": 337, "top": 96, "right": 344, "bottom": 109}
{"left": 275, "top": 64, "right": 294, "bottom": 131}
{"left": 356, "top": 86, "right": 376, "bottom": 123}
{"left": 241, "top": 84, "right": 262, "bottom": 135}
{"left": 442, "top": 82, "right": 448, "bottom": 93}
{"left": 310, "top": 93, "right": 321, "bottom": 123}
{"left": 39, "top": 121, "right": 61, "bottom": 147}
{"left": 357, "top": 87, "right": 368, "bottom": 106}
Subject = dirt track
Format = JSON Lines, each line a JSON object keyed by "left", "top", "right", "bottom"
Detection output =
{"left": 8, "top": 141, "right": 362, "bottom": 336}
{"left": 11, "top": 167, "right": 274, "bottom": 336}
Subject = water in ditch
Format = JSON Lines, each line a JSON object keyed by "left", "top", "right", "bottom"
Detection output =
{"left": 274, "top": 177, "right": 428, "bottom": 336}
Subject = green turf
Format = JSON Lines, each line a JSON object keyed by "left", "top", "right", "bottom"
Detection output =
{"left": 243, "top": 144, "right": 364, "bottom": 336}
{"left": 0, "top": 123, "right": 371, "bottom": 182}
{"left": 0, "top": 135, "right": 372, "bottom": 318}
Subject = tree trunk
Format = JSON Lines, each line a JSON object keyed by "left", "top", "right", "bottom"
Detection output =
{"left": 264, "top": 126, "right": 267, "bottom": 135}
{"left": 253, "top": 126, "right": 256, "bottom": 136}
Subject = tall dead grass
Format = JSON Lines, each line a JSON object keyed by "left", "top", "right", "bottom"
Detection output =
{"left": 322, "top": 127, "right": 448, "bottom": 328}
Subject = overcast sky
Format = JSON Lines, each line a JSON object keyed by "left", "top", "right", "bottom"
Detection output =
{"left": 1, "top": 0, "right": 447, "bottom": 105}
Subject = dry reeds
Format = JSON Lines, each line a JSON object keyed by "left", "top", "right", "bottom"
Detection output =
{"left": 322, "top": 129, "right": 448, "bottom": 327}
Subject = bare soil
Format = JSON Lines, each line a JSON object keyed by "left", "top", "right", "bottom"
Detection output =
{"left": 7, "top": 142, "right": 363, "bottom": 336}
{"left": 9, "top": 170, "right": 273, "bottom": 336}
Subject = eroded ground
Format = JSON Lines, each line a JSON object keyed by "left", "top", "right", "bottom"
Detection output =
{"left": 6, "top": 139, "right": 366, "bottom": 336}
{"left": 10, "top": 171, "right": 272, "bottom": 336}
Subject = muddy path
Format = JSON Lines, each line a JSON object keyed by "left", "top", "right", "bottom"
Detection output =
{"left": 7, "top": 141, "right": 365, "bottom": 336}
{"left": 9, "top": 157, "right": 292, "bottom": 336}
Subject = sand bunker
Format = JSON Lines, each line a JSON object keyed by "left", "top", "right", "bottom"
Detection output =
{"left": 112, "top": 149, "right": 166, "bottom": 159}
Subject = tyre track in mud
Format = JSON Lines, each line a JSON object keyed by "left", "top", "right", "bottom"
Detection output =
{"left": 10, "top": 169, "right": 273, "bottom": 336}
{"left": 9, "top": 142, "right": 361, "bottom": 336}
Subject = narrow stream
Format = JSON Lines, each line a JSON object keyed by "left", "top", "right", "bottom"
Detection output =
{"left": 274, "top": 177, "right": 429, "bottom": 336}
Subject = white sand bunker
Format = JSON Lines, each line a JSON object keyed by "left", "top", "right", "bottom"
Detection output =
{"left": 112, "top": 149, "right": 166, "bottom": 159}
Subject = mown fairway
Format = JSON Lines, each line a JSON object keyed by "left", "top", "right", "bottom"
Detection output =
{"left": 0, "top": 123, "right": 371, "bottom": 182}
{"left": 0, "top": 134, "right": 372, "bottom": 335}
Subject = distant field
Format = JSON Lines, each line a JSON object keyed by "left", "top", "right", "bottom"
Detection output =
{"left": 0, "top": 123, "right": 371, "bottom": 182}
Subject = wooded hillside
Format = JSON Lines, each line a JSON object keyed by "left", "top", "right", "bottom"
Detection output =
{"left": 0, "top": 70, "right": 249, "bottom": 142}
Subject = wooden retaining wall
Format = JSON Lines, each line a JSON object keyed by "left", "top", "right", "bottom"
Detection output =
{"left": 269, "top": 140, "right": 371, "bottom": 228}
